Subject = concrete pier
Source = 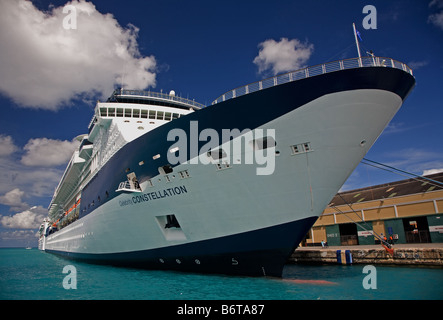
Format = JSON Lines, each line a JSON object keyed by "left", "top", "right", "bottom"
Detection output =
{"left": 289, "top": 243, "right": 443, "bottom": 266}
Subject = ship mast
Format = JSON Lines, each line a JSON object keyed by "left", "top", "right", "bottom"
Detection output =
{"left": 352, "top": 23, "right": 362, "bottom": 59}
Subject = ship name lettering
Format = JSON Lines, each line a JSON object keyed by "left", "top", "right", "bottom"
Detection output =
{"left": 126, "top": 185, "right": 188, "bottom": 206}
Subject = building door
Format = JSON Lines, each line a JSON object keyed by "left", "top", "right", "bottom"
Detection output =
{"left": 403, "top": 216, "right": 431, "bottom": 243}
{"left": 339, "top": 223, "right": 359, "bottom": 245}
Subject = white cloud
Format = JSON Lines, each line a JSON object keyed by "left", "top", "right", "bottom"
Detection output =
{"left": 0, "top": 230, "right": 38, "bottom": 241}
{"left": 0, "top": 188, "right": 27, "bottom": 211}
{"left": 1, "top": 207, "right": 46, "bottom": 229}
{"left": 21, "top": 138, "right": 80, "bottom": 167}
{"left": 0, "top": 0, "right": 157, "bottom": 110}
{"left": 253, "top": 38, "right": 314, "bottom": 75}
{"left": 0, "top": 140, "right": 66, "bottom": 198}
{"left": 423, "top": 168, "right": 443, "bottom": 175}
{"left": 382, "top": 122, "right": 407, "bottom": 135}
{"left": 407, "top": 60, "right": 429, "bottom": 70}
{"left": 0, "top": 188, "right": 24, "bottom": 205}
{"left": 429, "top": 0, "right": 443, "bottom": 8}
{"left": 428, "top": 11, "right": 443, "bottom": 29}
{"left": 381, "top": 148, "right": 443, "bottom": 177}
{"left": 429, "top": 0, "right": 443, "bottom": 30}
{"left": 0, "top": 135, "right": 18, "bottom": 157}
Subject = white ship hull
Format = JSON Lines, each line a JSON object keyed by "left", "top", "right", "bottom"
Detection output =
{"left": 43, "top": 87, "right": 407, "bottom": 276}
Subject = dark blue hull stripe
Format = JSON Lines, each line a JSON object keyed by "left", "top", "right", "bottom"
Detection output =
{"left": 79, "top": 67, "right": 415, "bottom": 218}
{"left": 46, "top": 216, "right": 318, "bottom": 277}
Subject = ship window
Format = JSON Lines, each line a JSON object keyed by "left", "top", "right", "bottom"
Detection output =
{"left": 172, "top": 113, "right": 180, "bottom": 119}
{"left": 141, "top": 110, "right": 148, "bottom": 118}
{"left": 208, "top": 148, "right": 227, "bottom": 160}
{"left": 165, "top": 112, "right": 172, "bottom": 121}
{"left": 179, "top": 170, "right": 190, "bottom": 179}
{"left": 291, "top": 145, "right": 300, "bottom": 154}
{"left": 158, "top": 164, "right": 173, "bottom": 175}
{"left": 215, "top": 161, "right": 231, "bottom": 171}
{"left": 291, "top": 142, "right": 313, "bottom": 155}
{"left": 125, "top": 108, "right": 132, "bottom": 117}
{"left": 153, "top": 154, "right": 160, "bottom": 160}
{"left": 117, "top": 108, "right": 123, "bottom": 117}
{"left": 133, "top": 109, "right": 140, "bottom": 118}
{"left": 157, "top": 111, "right": 164, "bottom": 120}
{"left": 99, "top": 108, "right": 107, "bottom": 116}
{"left": 149, "top": 110, "right": 156, "bottom": 119}
{"left": 169, "top": 146, "right": 180, "bottom": 154}
{"left": 108, "top": 108, "right": 115, "bottom": 117}
{"left": 137, "top": 126, "right": 144, "bottom": 130}
{"left": 251, "top": 136, "right": 276, "bottom": 150}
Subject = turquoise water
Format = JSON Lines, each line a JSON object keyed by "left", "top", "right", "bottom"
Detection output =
{"left": 1, "top": 248, "right": 442, "bottom": 300}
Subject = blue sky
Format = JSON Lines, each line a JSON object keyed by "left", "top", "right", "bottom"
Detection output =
{"left": 0, "top": 0, "right": 442, "bottom": 247}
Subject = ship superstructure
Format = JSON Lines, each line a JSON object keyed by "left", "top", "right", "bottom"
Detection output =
{"left": 41, "top": 90, "right": 201, "bottom": 241}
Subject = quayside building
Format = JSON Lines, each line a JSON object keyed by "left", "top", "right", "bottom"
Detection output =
{"left": 303, "top": 172, "right": 443, "bottom": 246}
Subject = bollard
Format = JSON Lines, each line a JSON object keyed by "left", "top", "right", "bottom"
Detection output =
{"left": 336, "top": 250, "right": 353, "bottom": 265}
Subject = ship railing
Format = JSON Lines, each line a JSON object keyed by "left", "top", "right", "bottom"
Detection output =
{"left": 114, "top": 89, "right": 206, "bottom": 110}
{"left": 211, "top": 56, "right": 413, "bottom": 105}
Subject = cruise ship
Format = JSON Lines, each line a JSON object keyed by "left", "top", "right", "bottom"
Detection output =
{"left": 38, "top": 56, "right": 415, "bottom": 277}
